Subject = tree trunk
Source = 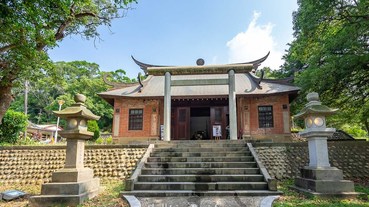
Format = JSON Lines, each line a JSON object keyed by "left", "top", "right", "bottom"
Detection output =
{"left": 0, "top": 84, "right": 14, "bottom": 125}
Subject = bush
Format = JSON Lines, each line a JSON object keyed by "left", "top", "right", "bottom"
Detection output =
{"left": 0, "top": 110, "right": 28, "bottom": 144}
{"left": 16, "top": 136, "right": 41, "bottom": 146}
{"left": 95, "top": 136, "right": 113, "bottom": 144}
{"left": 340, "top": 124, "right": 368, "bottom": 138}
{"left": 87, "top": 120, "right": 100, "bottom": 141}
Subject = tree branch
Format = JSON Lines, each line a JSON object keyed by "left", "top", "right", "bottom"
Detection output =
{"left": 0, "top": 44, "right": 17, "bottom": 53}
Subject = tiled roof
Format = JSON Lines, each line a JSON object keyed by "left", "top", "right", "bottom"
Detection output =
{"left": 98, "top": 73, "right": 300, "bottom": 99}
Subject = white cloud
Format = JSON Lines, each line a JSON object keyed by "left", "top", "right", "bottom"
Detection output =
{"left": 226, "top": 11, "right": 283, "bottom": 69}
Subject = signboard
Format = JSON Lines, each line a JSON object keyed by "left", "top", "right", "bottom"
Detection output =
{"left": 212, "top": 125, "right": 222, "bottom": 137}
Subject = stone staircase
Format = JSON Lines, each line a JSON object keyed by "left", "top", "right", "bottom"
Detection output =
{"left": 121, "top": 140, "right": 281, "bottom": 196}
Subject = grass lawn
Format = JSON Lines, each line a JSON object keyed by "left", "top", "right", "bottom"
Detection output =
{"left": 0, "top": 179, "right": 128, "bottom": 207}
{"left": 274, "top": 179, "right": 369, "bottom": 207}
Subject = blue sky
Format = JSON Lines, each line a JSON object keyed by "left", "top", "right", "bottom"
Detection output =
{"left": 48, "top": 0, "right": 298, "bottom": 78}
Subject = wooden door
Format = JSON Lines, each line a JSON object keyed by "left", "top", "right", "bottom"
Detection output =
{"left": 176, "top": 107, "right": 190, "bottom": 139}
{"left": 210, "top": 107, "right": 227, "bottom": 139}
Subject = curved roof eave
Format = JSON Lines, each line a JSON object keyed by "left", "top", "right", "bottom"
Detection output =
{"left": 131, "top": 52, "right": 270, "bottom": 73}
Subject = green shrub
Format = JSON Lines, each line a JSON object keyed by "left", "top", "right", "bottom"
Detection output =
{"left": 291, "top": 127, "right": 303, "bottom": 133}
{"left": 95, "top": 136, "right": 113, "bottom": 144}
{"left": 16, "top": 136, "right": 41, "bottom": 146}
{"left": 0, "top": 110, "right": 28, "bottom": 144}
{"left": 340, "top": 124, "right": 368, "bottom": 138}
{"left": 87, "top": 120, "right": 100, "bottom": 141}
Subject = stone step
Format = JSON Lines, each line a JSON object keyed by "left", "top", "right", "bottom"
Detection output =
{"left": 121, "top": 190, "right": 282, "bottom": 197}
{"left": 150, "top": 152, "right": 251, "bottom": 157}
{"left": 155, "top": 143, "right": 247, "bottom": 148}
{"left": 144, "top": 162, "right": 257, "bottom": 168}
{"left": 152, "top": 147, "right": 248, "bottom": 153}
{"left": 133, "top": 182, "right": 268, "bottom": 191}
{"left": 137, "top": 174, "right": 265, "bottom": 182}
{"left": 155, "top": 141, "right": 245, "bottom": 144}
{"left": 147, "top": 156, "right": 255, "bottom": 162}
{"left": 141, "top": 168, "right": 260, "bottom": 175}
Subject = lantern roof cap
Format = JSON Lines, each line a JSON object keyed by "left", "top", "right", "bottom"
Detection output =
{"left": 53, "top": 94, "right": 100, "bottom": 120}
{"left": 294, "top": 92, "right": 338, "bottom": 119}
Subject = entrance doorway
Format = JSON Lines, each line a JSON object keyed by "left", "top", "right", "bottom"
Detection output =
{"left": 190, "top": 107, "right": 210, "bottom": 140}
{"left": 171, "top": 98, "right": 229, "bottom": 140}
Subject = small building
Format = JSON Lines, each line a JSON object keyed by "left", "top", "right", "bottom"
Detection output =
{"left": 99, "top": 53, "right": 299, "bottom": 143}
{"left": 27, "top": 121, "right": 62, "bottom": 141}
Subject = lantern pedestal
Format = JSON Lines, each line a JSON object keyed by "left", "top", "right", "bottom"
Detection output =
{"left": 301, "top": 129, "right": 335, "bottom": 168}
{"left": 292, "top": 166, "right": 357, "bottom": 197}
{"left": 30, "top": 137, "right": 100, "bottom": 207}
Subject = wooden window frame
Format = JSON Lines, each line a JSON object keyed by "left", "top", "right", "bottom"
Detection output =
{"left": 258, "top": 105, "right": 274, "bottom": 128}
{"left": 128, "top": 109, "right": 143, "bottom": 130}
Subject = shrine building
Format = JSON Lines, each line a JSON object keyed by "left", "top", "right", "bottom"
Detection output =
{"left": 98, "top": 53, "right": 299, "bottom": 143}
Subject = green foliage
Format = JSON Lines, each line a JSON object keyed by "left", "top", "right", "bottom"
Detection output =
{"left": 290, "top": 127, "right": 302, "bottom": 133}
{"left": 9, "top": 61, "right": 134, "bottom": 131}
{"left": 340, "top": 124, "right": 368, "bottom": 139}
{"left": 282, "top": 0, "right": 369, "bottom": 133}
{"left": 87, "top": 120, "right": 100, "bottom": 141}
{"left": 0, "top": 110, "right": 27, "bottom": 144}
{"left": 95, "top": 136, "right": 113, "bottom": 144}
{"left": 0, "top": 0, "right": 136, "bottom": 123}
{"left": 15, "top": 136, "right": 42, "bottom": 146}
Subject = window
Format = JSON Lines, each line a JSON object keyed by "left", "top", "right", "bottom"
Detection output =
{"left": 258, "top": 106, "right": 273, "bottom": 128}
{"left": 129, "top": 109, "right": 143, "bottom": 130}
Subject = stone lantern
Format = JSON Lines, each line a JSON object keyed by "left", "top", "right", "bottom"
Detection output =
{"left": 294, "top": 92, "right": 338, "bottom": 168}
{"left": 30, "top": 94, "right": 100, "bottom": 206}
{"left": 292, "top": 92, "right": 358, "bottom": 197}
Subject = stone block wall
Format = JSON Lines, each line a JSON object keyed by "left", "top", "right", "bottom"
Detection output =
{"left": 0, "top": 145, "right": 146, "bottom": 185}
{"left": 1, "top": 141, "right": 367, "bottom": 184}
{"left": 254, "top": 141, "right": 369, "bottom": 180}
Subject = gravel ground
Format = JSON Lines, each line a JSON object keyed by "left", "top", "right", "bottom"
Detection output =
{"left": 138, "top": 196, "right": 265, "bottom": 207}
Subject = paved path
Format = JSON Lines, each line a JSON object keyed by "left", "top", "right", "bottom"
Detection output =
{"left": 137, "top": 196, "right": 268, "bottom": 207}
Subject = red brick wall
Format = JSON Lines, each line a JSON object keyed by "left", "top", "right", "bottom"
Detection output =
{"left": 113, "top": 94, "right": 292, "bottom": 142}
{"left": 238, "top": 94, "right": 291, "bottom": 140}
{"left": 113, "top": 98, "right": 160, "bottom": 141}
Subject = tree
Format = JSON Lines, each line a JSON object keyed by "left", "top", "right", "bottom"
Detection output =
{"left": 282, "top": 0, "right": 369, "bottom": 133}
{"left": 0, "top": 0, "right": 136, "bottom": 124}
{"left": 9, "top": 61, "right": 132, "bottom": 131}
{"left": 0, "top": 110, "right": 28, "bottom": 144}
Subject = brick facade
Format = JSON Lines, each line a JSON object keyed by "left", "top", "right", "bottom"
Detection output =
{"left": 238, "top": 94, "right": 292, "bottom": 141}
{"left": 113, "top": 98, "right": 160, "bottom": 143}
{"left": 113, "top": 93, "right": 292, "bottom": 143}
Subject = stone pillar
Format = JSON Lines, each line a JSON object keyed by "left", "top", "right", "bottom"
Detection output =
{"left": 65, "top": 139, "right": 85, "bottom": 169}
{"left": 308, "top": 137, "right": 330, "bottom": 168}
{"left": 163, "top": 72, "right": 171, "bottom": 141}
{"left": 228, "top": 69, "right": 238, "bottom": 140}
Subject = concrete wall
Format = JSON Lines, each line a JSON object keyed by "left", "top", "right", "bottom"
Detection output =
{"left": 0, "top": 145, "right": 147, "bottom": 185}
{"left": 254, "top": 141, "right": 369, "bottom": 180}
